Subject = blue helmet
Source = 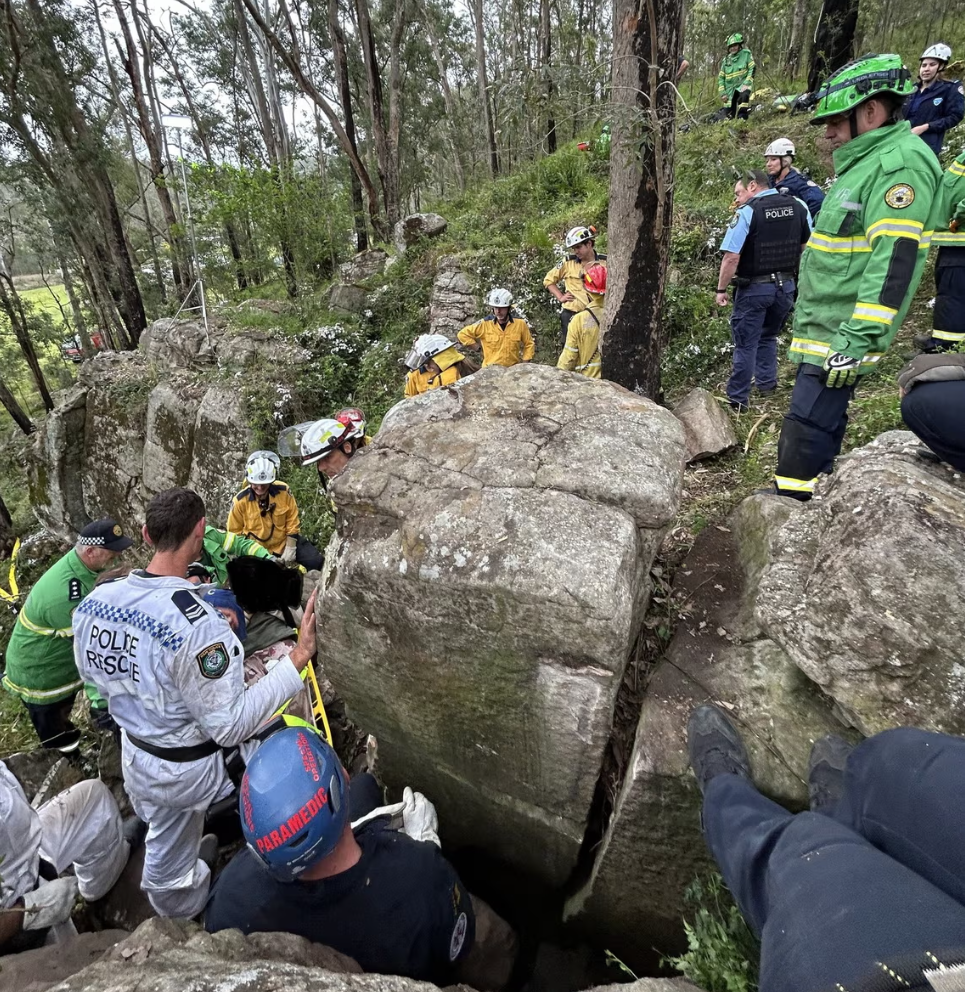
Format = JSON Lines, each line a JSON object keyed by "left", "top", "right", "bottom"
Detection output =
{"left": 240, "top": 726, "right": 349, "bottom": 881}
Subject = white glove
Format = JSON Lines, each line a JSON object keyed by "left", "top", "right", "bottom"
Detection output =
{"left": 352, "top": 800, "right": 405, "bottom": 832}
{"left": 401, "top": 786, "right": 440, "bottom": 847}
{"left": 22, "top": 876, "right": 79, "bottom": 931}
{"left": 281, "top": 537, "right": 297, "bottom": 563}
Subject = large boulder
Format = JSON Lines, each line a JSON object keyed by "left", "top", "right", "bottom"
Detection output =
{"left": 188, "top": 386, "right": 254, "bottom": 523}
{"left": 142, "top": 381, "right": 204, "bottom": 499}
{"left": 393, "top": 212, "right": 448, "bottom": 254}
{"left": 139, "top": 318, "right": 216, "bottom": 368}
{"left": 329, "top": 283, "right": 370, "bottom": 315}
{"left": 672, "top": 388, "right": 738, "bottom": 463}
{"left": 339, "top": 248, "right": 388, "bottom": 283}
{"left": 215, "top": 330, "right": 312, "bottom": 368}
{"left": 757, "top": 430, "right": 965, "bottom": 736}
{"left": 567, "top": 495, "right": 848, "bottom": 964}
{"left": 429, "top": 256, "right": 477, "bottom": 337}
{"left": 319, "top": 365, "right": 686, "bottom": 886}
{"left": 28, "top": 385, "right": 89, "bottom": 535}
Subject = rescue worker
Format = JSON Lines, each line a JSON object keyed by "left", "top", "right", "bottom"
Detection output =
{"left": 899, "top": 352, "right": 965, "bottom": 471}
{"left": 903, "top": 43, "right": 964, "bottom": 158}
{"left": 205, "top": 726, "right": 475, "bottom": 984}
{"left": 72, "top": 487, "right": 319, "bottom": 918}
{"left": 0, "top": 762, "right": 132, "bottom": 951}
{"left": 556, "top": 262, "right": 606, "bottom": 377}
{"left": 914, "top": 151, "right": 965, "bottom": 353}
{"left": 403, "top": 334, "right": 467, "bottom": 397}
{"left": 543, "top": 226, "right": 606, "bottom": 347}
{"left": 287, "top": 408, "right": 370, "bottom": 488}
{"left": 200, "top": 524, "right": 274, "bottom": 587}
{"left": 457, "top": 289, "right": 535, "bottom": 368}
{"left": 766, "top": 54, "right": 941, "bottom": 500}
{"left": 763, "top": 138, "right": 826, "bottom": 220}
{"left": 688, "top": 704, "right": 965, "bottom": 992}
{"left": 227, "top": 451, "right": 322, "bottom": 570}
{"left": 716, "top": 169, "right": 811, "bottom": 412}
{"left": 718, "top": 33, "right": 755, "bottom": 120}
{"left": 3, "top": 519, "right": 133, "bottom": 752}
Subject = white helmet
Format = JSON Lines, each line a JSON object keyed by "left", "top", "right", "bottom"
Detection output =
{"left": 486, "top": 287, "right": 513, "bottom": 308}
{"left": 921, "top": 43, "right": 951, "bottom": 64}
{"left": 764, "top": 138, "right": 795, "bottom": 158}
{"left": 245, "top": 450, "right": 280, "bottom": 484}
{"left": 405, "top": 333, "right": 454, "bottom": 370}
{"left": 565, "top": 225, "right": 594, "bottom": 248}
{"left": 296, "top": 419, "right": 355, "bottom": 467}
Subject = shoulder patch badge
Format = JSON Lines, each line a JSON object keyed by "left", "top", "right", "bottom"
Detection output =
{"left": 449, "top": 911, "right": 468, "bottom": 962}
{"left": 933, "top": 96, "right": 944, "bottom": 106}
{"left": 727, "top": 213, "right": 740, "bottom": 229}
{"left": 885, "top": 183, "right": 915, "bottom": 209}
{"left": 68, "top": 577, "right": 83, "bottom": 602}
{"left": 172, "top": 588, "right": 208, "bottom": 625}
{"left": 196, "top": 642, "right": 230, "bottom": 679}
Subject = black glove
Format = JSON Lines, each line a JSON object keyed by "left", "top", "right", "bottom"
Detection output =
{"left": 91, "top": 705, "right": 117, "bottom": 734}
{"left": 898, "top": 353, "right": 965, "bottom": 393}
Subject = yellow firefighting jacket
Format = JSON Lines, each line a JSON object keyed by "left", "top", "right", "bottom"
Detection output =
{"left": 227, "top": 482, "right": 300, "bottom": 556}
{"left": 457, "top": 313, "right": 535, "bottom": 367}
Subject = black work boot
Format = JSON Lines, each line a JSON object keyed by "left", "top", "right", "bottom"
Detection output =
{"left": 807, "top": 735, "right": 853, "bottom": 814}
{"left": 687, "top": 705, "right": 752, "bottom": 796}
{"left": 916, "top": 446, "right": 942, "bottom": 464}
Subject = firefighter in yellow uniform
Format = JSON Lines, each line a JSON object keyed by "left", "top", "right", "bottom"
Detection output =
{"left": 403, "top": 334, "right": 466, "bottom": 397}
{"left": 556, "top": 263, "right": 606, "bottom": 378}
{"left": 543, "top": 225, "right": 606, "bottom": 347}
{"left": 457, "top": 288, "right": 535, "bottom": 367}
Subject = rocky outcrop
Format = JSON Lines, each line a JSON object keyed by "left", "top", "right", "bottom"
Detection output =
{"left": 757, "top": 430, "right": 965, "bottom": 736}
{"left": 27, "top": 917, "right": 702, "bottom": 992}
{"left": 319, "top": 364, "right": 687, "bottom": 886}
{"left": 393, "top": 212, "right": 448, "bottom": 254}
{"left": 339, "top": 248, "right": 388, "bottom": 283}
{"left": 329, "top": 283, "right": 370, "bottom": 315}
{"left": 28, "top": 319, "right": 317, "bottom": 534}
{"left": 672, "top": 388, "right": 738, "bottom": 462}
{"left": 429, "top": 256, "right": 477, "bottom": 337}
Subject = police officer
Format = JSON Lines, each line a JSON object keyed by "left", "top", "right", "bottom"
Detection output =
{"left": 716, "top": 169, "right": 810, "bottom": 412}
{"left": 206, "top": 726, "right": 475, "bottom": 985}
{"left": 543, "top": 226, "right": 606, "bottom": 347}
{"left": 766, "top": 54, "right": 941, "bottom": 500}
{"left": 914, "top": 150, "right": 965, "bottom": 353}
{"left": 764, "top": 138, "right": 826, "bottom": 220}
{"left": 73, "top": 487, "right": 319, "bottom": 918}
{"left": 903, "top": 44, "right": 964, "bottom": 158}
{"left": 718, "top": 33, "right": 755, "bottom": 120}
{"left": 3, "top": 519, "right": 133, "bottom": 752}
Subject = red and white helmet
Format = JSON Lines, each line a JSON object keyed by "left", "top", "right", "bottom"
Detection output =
{"left": 565, "top": 225, "right": 596, "bottom": 249}
{"left": 295, "top": 419, "right": 352, "bottom": 467}
{"left": 583, "top": 263, "right": 607, "bottom": 295}
{"left": 334, "top": 408, "right": 366, "bottom": 443}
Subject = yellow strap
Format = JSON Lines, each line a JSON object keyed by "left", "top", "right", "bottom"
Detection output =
{"left": 304, "top": 662, "right": 334, "bottom": 746}
{"left": 17, "top": 607, "right": 73, "bottom": 638}
{"left": 0, "top": 538, "right": 20, "bottom": 603}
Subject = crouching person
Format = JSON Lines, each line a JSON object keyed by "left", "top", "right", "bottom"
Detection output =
{"left": 205, "top": 726, "right": 475, "bottom": 984}
{"left": 0, "top": 761, "right": 130, "bottom": 951}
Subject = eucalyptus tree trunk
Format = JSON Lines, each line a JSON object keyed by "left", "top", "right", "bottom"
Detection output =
{"left": 601, "top": 0, "right": 683, "bottom": 398}
{"left": 472, "top": 0, "right": 499, "bottom": 176}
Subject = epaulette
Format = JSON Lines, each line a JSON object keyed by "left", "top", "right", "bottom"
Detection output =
{"left": 235, "top": 486, "right": 254, "bottom": 501}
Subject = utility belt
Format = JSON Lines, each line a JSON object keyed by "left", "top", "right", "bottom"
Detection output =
{"left": 126, "top": 732, "right": 221, "bottom": 762}
{"left": 734, "top": 271, "right": 796, "bottom": 287}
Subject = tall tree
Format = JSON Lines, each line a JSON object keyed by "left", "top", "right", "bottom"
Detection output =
{"left": 601, "top": 0, "right": 683, "bottom": 398}
{"left": 807, "top": 0, "right": 859, "bottom": 93}
{"left": 472, "top": 0, "right": 499, "bottom": 176}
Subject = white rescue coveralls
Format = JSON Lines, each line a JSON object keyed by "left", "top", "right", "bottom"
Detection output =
{"left": 72, "top": 572, "right": 303, "bottom": 918}
{"left": 0, "top": 762, "right": 128, "bottom": 921}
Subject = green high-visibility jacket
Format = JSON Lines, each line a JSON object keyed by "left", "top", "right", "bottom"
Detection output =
{"left": 201, "top": 525, "right": 272, "bottom": 586}
{"left": 2, "top": 549, "right": 96, "bottom": 704}
{"left": 717, "top": 49, "right": 755, "bottom": 98}
{"left": 932, "top": 153, "right": 965, "bottom": 247}
{"left": 788, "top": 121, "right": 942, "bottom": 373}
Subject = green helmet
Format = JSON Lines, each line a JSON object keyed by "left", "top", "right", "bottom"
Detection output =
{"left": 726, "top": 33, "right": 744, "bottom": 47}
{"left": 810, "top": 54, "right": 914, "bottom": 123}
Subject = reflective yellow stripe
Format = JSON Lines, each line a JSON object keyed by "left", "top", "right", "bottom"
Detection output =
{"left": 866, "top": 218, "right": 923, "bottom": 243}
{"left": 577, "top": 360, "right": 602, "bottom": 372}
{"left": 933, "top": 330, "right": 965, "bottom": 341}
{"left": 563, "top": 346, "right": 579, "bottom": 353}
{"left": 790, "top": 337, "right": 831, "bottom": 357}
{"left": 860, "top": 353, "right": 884, "bottom": 366}
{"left": 223, "top": 532, "right": 237, "bottom": 552}
{"left": 774, "top": 475, "right": 816, "bottom": 493}
{"left": 920, "top": 232, "right": 933, "bottom": 249}
{"left": 2, "top": 674, "right": 84, "bottom": 702}
{"left": 852, "top": 302, "right": 897, "bottom": 325}
{"left": 933, "top": 232, "right": 965, "bottom": 245}
{"left": 950, "top": 161, "right": 965, "bottom": 177}
{"left": 807, "top": 233, "right": 870, "bottom": 253}
{"left": 17, "top": 609, "right": 73, "bottom": 638}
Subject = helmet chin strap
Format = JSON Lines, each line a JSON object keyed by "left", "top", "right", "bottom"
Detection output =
{"left": 849, "top": 109, "right": 859, "bottom": 140}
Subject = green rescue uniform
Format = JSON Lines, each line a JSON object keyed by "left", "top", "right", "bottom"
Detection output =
{"left": 788, "top": 121, "right": 941, "bottom": 371}
{"left": 2, "top": 549, "right": 95, "bottom": 704}
{"left": 718, "top": 48, "right": 755, "bottom": 100}
{"left": 201, "top": 525, "right": 273, "bottom": 587}
{"left": 923, "top": 152, "right": 965, "bottom": 349}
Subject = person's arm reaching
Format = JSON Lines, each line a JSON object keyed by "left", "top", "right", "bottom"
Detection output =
{"left": 457, "top": 322, "right": 482, "bottom": 352}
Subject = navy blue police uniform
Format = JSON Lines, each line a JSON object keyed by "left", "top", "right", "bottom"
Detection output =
{"left": 903, "top": 77, "right": 965, "bottom": 157}
{"left": 205, "top": 774, "right": 475, "bottom": 985}
{"left": 771, "top": 168, "right": 825, "bottom": 220}
{"left": 720, "top": 189, "right": 811, "bottom": 408}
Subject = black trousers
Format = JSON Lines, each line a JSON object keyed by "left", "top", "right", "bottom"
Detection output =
{"left": 901, "top": 380, "right": 965, "bottom": 471}
{"left": 24, "top": 692, "right": 81, "bottom": 752}
{"left": 704, "top": 728, "right": 965, "bottom": 992}
{"left": 294, "top": 535, "right": 324, "bottom": 572}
